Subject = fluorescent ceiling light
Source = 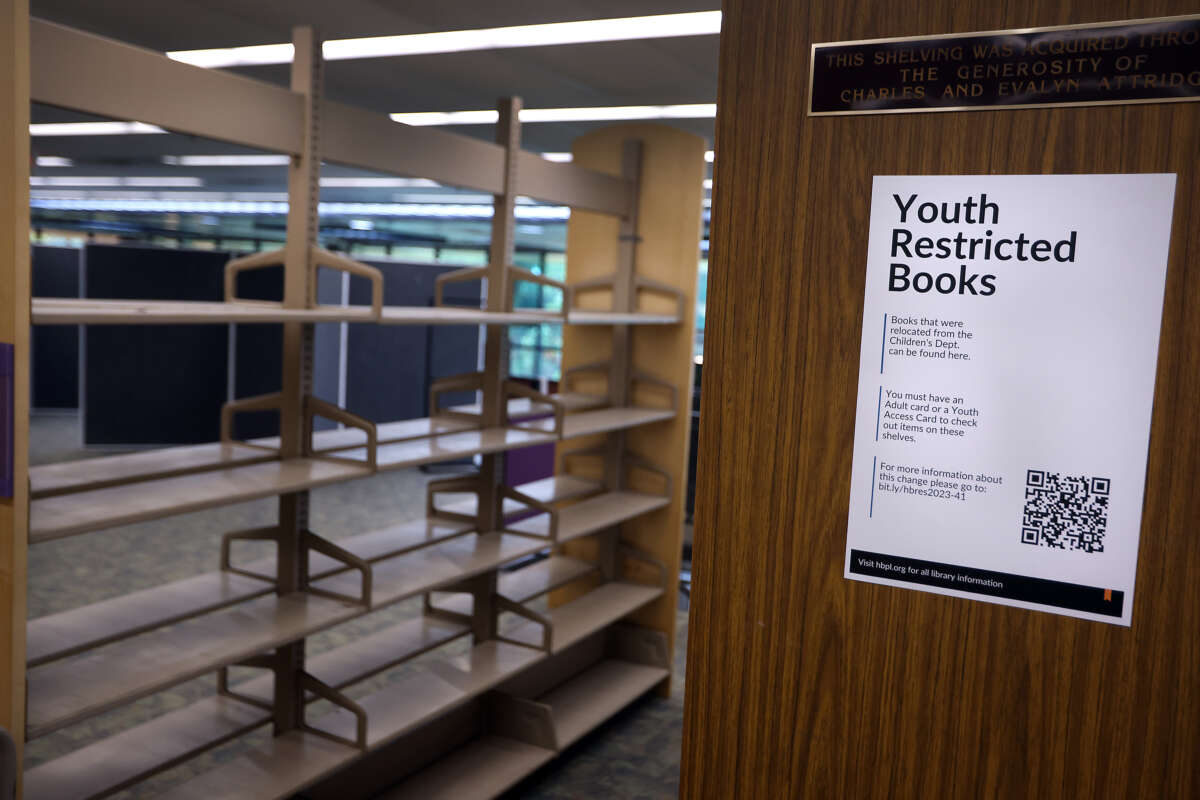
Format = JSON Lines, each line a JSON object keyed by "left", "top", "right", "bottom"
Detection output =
{"left": 30, "top": 122, "right": 167, "bottom": 136}
{"left": 543, "top": 149, "right": 715, "bottom": 164}
{"left": 164, "top": 154, "right": 291, "bottom": 166}
{"left": 392, "top": 103, "right": 716, "bottom": 126}
{"left": 30, "top": 176, "right": 204, "bottom": 187}
{"left": 320, "top": 177, "right": 440, "bottom": 188}
{"left": 30, "top": 197, "right": 570, "bottom": 220}
{"left": 168, "top": 11, "right": 721, "bottom": 68}
{"left": 124, "top": 176, "right": 205, "bottom": 187}
{"left": 35, "top": 156, "right": 74, "bottom": 167}
{"left": 703, "top": 179, "right": 713, "bottom": 189}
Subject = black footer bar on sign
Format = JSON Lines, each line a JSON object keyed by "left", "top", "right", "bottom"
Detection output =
{"left": 849, "top": 549, "right": 1124, "bottom": 617}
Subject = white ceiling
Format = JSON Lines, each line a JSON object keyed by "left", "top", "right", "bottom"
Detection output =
{"left": 29, "top": 0, "right": 720, "bottom": 162}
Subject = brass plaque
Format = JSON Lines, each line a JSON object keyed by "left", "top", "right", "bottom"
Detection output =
{"left": 809, "top": 15, "right": 1199, "bottom": 116}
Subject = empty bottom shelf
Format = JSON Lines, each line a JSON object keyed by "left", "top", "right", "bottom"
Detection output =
{"left": 543, "top": 658, "right": 669, "bottom": 748}
{"left": 378, "top": 735, "right": 555, "bottom": 800}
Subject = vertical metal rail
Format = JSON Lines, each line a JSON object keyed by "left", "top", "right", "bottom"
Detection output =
{"left": 472, "top": 97, "right": 522, "bottom": 643}
{"left": 273, "top": 24, "right": 322, "bottom": 736}
{"left": 599, "top": 140, "right": 644, "bottom": 580}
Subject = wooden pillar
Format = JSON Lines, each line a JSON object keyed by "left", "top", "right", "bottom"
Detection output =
{"left": 557, "top": 123, "right": 706, "bottom": 694}
{"left": 0, "top": 0, "right": 27, "bottom": 776}
{"left": 682, "top": 1, "right": 1200, "bottom": 798}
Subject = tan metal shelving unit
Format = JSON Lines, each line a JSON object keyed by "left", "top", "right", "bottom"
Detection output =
{"left": 3, "top": 9, "right": 703, "bottom": 798}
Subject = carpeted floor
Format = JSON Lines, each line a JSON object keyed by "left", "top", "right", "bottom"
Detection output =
{"left": 25, "top": 412, "right": 689, "bottom": 799}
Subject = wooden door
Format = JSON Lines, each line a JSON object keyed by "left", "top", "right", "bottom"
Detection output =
{"left": 682, "top": 1, "right": 1199, "bottom": 797}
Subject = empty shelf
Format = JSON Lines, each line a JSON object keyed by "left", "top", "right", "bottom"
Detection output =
{"left": 519, "top": 407, "right": 676, "bottom": 439}
{"left": 307, "top": 615, "right": 470, "bottom": 692}
{"left": 161, "top": 730, "right": 358, "bottom": 800}
{"left": 311, "top": 532, "right": 545, "bottom": 609}
{"left": 436, "top": 474, "right": 603, "bottom": 518}
{"left": 566, "top": 310, "right": 680, "bottom": 325}
{"left": 24, "top": 694, "right": 271, "bottom": 800}
{"left": 379, "top": 307, "right": 562, "bottom": 326}
{"left": 341, "top": 427, "right": 556, "bottom": 471}
{"left": 507, "top": 491, "right": 670, "bottom": 543}
{"left": 26, "top": 614, "right": 468, "bottom": 800}
{"left": 320, "top": 641, "right": 543, "bottom": 748}
{"left": 447, "top": 392, "right": 607, "bottom": 418}
{"left": 30, "top": 457, "right": 371, "bottom": 542}
{"left": 26, "top": 591, "right": 361, "bottom": 739}
{"left": 379, "top": 735, "right": 555, "bottom": 800}
{"left": 542, "top": 659, "right": 669, "bottom": 748}
{"left": 165, "top": 641, "right": 543, "bottom": 800}
{"left": 28, "top": 517, "right": 471, "bottom": 667}
{"left": 32, "top": 298, "right": 378, "bottom": 324}
{"left": 309, "top": 516, "right": 476, "bottom": 575}
{"left": 499, "top": 556, "right": 596, "bottom": 603}
{"left": 26, "top": 571, "right": 274, "bottom": 667}
{"left": 507, "top": 582, "right": 664, "bottom": 653}
{"left": 507, "top": 475, "right": 603, "bottom": 504}
{"left": 248, "top": 415, "right": 479, "bottom": 453}
{"left": 29, "top": 441, "right": 276, "bottom": 499}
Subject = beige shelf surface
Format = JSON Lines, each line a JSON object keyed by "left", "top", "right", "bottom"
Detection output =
{"left": 30, "top": 457, "right": 371, "bottom": 543}
{"left": 312, "top": 532, "right": 545, "bottom": 608}
{"left": 519, "top": 407, "right": 676, "bottom": 439}
{"left": 542, "top": 658, "right": 670, "bottom": 748}
{"left": 341, "top": 427, "right": 557, "bottom": 471}
{"left": 507, "top": 491, "right": 670, "bottom": 543}
{"left": 165, "top": 641, "right": 543, "bottom": 800}
{"left": 565, "top": 310, "right": 680, "bottom": 325}
{"left": 379, "top": 306, "right": 562, "bottom": 326}
{"left": 27, "top": 516, "right": 472, "bottom": 667}
{"left": 26, "top": 614, "right": 467, "bottom": 800}
{"left": 448, "top": 393, "right": 607, "bottom": 418}
{"left": 29, "top": 441, "right": 277, "bottom": 499}
{"left": 498, "top": 555, "right": 596, "bottom": 603}
{"left": 508, "top": 581, "right": 664, "bottom": 653}
{"left": 26, "top": 571, "right": 273, "bottom": 667}
{"left": 308, "top": 516, "right": 475, "bottom": 575}
{"left": 26, "top": 591, "right": 361, "bottom": 739}
{"left": 23, "top": 694, "right": 271, "bottom": 800}
{"left": 249, "top": 415, "right": 479, "bottom": 453}
{"left": 378, "top": 735, "right": 555, "bottom": 800}
{"left": 161, "top": 730, "right": 359, "bottom": 800}
{"left": 31, "top": 297, "right": 379, "bottom": 325}
{"left": 436, "top": 474, "right": 602, "bottom": 519}
{"left": 321, "top": 641, "right": 543, "bottom": 748}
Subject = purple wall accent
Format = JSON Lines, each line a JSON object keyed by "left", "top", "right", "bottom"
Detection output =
{"left": 504, "top": 409, "right": 555, "bottom": 521}
{"left": 0, "top": 343, "right": 13, "bottom": 499}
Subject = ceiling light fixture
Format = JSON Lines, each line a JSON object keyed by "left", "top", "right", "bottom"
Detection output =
{"left": 164, "top": 154, "right": 291, "bottom": 166}
{"left": 30, "top": 122, "right": 167, "bottom": 136}
{"left": 320, "top": 177, "right": 441, "bottom": 188}
{"left": 391, "top": 103, "right": 716, "bottom": 126}
{"left": 167, "top": 11, "right": 722, "bottom": 68}
{"left": 30, "top": 176, "right": 204, "bottom": 187}
{"left": 35, "top": 156, "right": 74, "bottom": 167}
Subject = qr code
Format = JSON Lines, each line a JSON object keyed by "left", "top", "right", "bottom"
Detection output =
{"left": 1020, "top": 470, "right": 1110, "bottom": 552}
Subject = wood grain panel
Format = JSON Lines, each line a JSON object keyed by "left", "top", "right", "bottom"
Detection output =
{"left": 682, "top": 1, "right": 1199, "bottom": 798}
{"left": 0, "top": 0, "right": 28, "bottom": 771}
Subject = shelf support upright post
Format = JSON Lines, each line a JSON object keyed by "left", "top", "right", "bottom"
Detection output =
{"left": 0, "top": 0, "right": 29, "bottom": 780}
{"left": 273, "top": 24, "right": 322, "bottom": 736}
{"left": 472, "top": 97, "right": 521, "bottom": 643}
{"left": 598, "top": 140, "right": 644, "bottom": 580}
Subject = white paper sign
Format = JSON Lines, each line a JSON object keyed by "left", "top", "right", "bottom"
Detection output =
{"left": 845, "top": 174, "right": 1175, "bottom": 626}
